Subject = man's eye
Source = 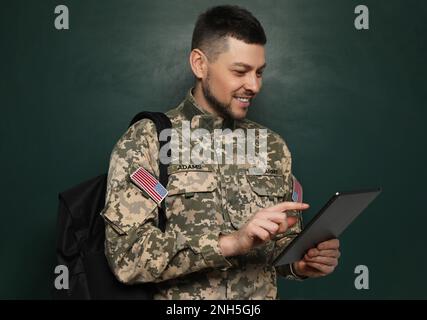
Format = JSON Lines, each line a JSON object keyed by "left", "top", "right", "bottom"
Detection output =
{"left": 256, "top": 72, "right": 263, "bottom": 78}
{"left": 234, "top": 70, "right": 246, "bottom": 76}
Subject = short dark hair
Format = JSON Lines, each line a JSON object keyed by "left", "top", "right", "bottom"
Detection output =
{"left": 191, "top": 5, "right": 266, "bottom": 62}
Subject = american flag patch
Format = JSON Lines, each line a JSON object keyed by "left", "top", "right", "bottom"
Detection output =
{"left": 291, "top": 175, "right": 303, "bottom": 203}
{"left": 130, "top": 167, "right": 168, "bottom": 204}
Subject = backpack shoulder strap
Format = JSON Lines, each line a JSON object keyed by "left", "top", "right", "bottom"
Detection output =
{"left": 128, "top": 111, "right": 172, "bottom": 233}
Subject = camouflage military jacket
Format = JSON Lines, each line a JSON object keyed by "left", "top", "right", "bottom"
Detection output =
{"left": 102, "top": 89, "right": 304, "bottom": 299}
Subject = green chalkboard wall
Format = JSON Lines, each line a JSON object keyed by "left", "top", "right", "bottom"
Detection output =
{"left": 1, "top": 0, "right": 426, "bottom": 299}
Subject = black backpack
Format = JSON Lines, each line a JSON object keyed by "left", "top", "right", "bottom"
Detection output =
{"left": 54, "top": 112, "right": 172, "bottom": 300}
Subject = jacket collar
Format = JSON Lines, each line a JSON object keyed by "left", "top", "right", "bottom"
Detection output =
{"left": 181, "top": 88, "right": 236, "bottom": 131}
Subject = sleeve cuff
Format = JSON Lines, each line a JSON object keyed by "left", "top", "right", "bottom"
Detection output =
{"left": 289, "top": 263, "right": 308, "bottom": 280}
{"left": 187, "top": 232, "right": 234, "bottom": 270}
{"left": 276, "top": 263, "right": 308, "bottom": 281}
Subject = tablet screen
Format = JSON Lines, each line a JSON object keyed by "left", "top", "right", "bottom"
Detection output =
{"left": 273, "top": 188, "right": 382, "bottom": 266}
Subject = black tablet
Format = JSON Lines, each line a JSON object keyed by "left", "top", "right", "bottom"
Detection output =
{"left": 273, "top": 188, "right": 382, "bottom": 266}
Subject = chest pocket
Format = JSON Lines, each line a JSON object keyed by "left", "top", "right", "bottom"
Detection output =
{"left": 227, "top": 171, "right": 286, "bottom": 230}
{"left": 246, "top": 173, "right": 286, "bottom": 207}
{"left": 165, "top": 166, "right": 221, "bottom": 234}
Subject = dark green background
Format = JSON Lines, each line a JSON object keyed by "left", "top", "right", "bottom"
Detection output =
{"left": 1, "top": 0, "right": 426, "bottom": 299}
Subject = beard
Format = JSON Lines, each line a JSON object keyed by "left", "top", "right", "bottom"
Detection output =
{"left": 201, "top": 74, "right": 236, "bottom": 120}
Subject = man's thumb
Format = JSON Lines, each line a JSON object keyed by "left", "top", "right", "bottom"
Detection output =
{"left": 287, "top": 216, "right": 297, "bottom": 227}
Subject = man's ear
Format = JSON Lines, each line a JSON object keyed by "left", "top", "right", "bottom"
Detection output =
{"left": 189, "top": 49, "right": 208, "bottom": 79}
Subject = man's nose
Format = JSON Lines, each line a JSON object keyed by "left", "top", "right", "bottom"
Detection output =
{"left": 244, "top": 73, "right": 261, "bottom": 94}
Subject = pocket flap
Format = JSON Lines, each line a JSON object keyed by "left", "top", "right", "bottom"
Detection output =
{"left": 246, "top": 174, "right": 286, "bottom": 197}
{"left": 167, "top": 169, "right": 217, "bottom": 196}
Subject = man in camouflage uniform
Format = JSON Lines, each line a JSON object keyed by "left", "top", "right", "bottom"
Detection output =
{"left": 102, "top": 5, "right": 340, "bottom": 299}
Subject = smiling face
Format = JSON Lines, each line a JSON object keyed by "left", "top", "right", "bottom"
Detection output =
{"left": 191, "top": 37, "right": 266, "bottom": 120}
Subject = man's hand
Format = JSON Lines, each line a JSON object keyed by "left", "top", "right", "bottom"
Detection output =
{"left": 292, "top": 239, "right": 341, "bottom": 278}
{"left": 219, "top": 201, "right": 309, "bottom": 257}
